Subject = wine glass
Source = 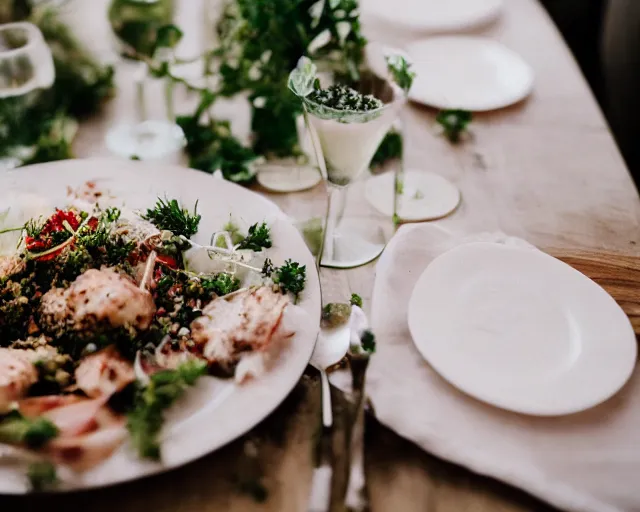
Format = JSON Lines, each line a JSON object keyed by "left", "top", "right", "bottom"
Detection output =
{"left": 0, "top": 21, "right": 55, "bottom": 169}
{"left": 105, "top": 0, "right": 186, "bottom": 161}
{"left": 292, "top": 51, "right": 408, "bottom": 269}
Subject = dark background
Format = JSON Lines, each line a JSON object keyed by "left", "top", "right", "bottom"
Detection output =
{"left": 541, "top": 0, "right": 640, "bottom": 187}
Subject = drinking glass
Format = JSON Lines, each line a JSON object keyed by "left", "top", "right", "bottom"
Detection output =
{"left": 301, "top": 64, "right": 407, "bottom": 269}
{"left": 0, "top": 21, "right": 55, "bottom": 169}
{"left": 106, "top": 0, "right": 186, "bottom": 161}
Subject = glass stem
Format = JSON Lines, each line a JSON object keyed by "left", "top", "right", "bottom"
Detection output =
{"left": 319, "top": 183, "right": 348, "bottom": 267}
{"left": 135, "top": 61, "right": 148, "bottom": 122}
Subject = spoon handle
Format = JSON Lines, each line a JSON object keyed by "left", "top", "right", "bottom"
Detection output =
{"left": 320, "top": 369, "right": 333, "bottom": 428}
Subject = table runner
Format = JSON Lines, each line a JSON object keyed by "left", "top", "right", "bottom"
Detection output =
{"left": 367, "top": 223, "right": 640, "bottom": 512}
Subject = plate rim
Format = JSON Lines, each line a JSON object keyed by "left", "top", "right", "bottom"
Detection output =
{"left": 406, "top": 35, "right": 535, "bottom": 111}
{"left": 0, "top": 158, "right": 322, "bottom": 493}
{"left": 407, "top": 241, "right": 637, "bottom": 416}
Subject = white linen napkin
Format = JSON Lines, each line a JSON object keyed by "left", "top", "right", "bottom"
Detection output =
{"left": 367, "top": 223, "right": 640, "bottom": 512}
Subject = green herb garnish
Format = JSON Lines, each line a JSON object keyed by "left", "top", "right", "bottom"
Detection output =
{"left": 0, "top": 413, "right": 59, "bottom": 449}
{"left": 307, "top": 84, "right": 382, "bottom": 112}
{"left": 237, "top": 222, "right": 272, "bottom": 252}
{"left": 127, "top": 360, "right": 208, "bottom": 460}
{"left": 436, "top": 109, "right": 472, "bottom": 144}
{"left": 200, "top": 273, "right": 241, "bottom": 296}
{"left": 273, "top": 259, "right": 306, "bottom": 302}
{"left": 386, "top": 54, "right": 415, "bottom": 92}
{"left": 27, "top": 461, "right": 58, "bottom": 491}
{"left": 143, "top": 198, "right": 201, "bottom": 238}
{"left": 350, "top": 293, "right": 363, "bottom": 308}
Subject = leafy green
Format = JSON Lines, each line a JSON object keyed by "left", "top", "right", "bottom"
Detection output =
{"left": 200, "top": 273, "right": 241, "bottom": 296}
{"left": 273, "top": 259, "right": 306, "bottom": 302}
{"left": 360, "top": 329, "right": 376, "bottom": 353}
{"left": 143, "top": 198, "right": 201, "bottom": 238}
{"left": 127, "top": 360, "right": 208, "bottom": 460}
{"left": 371, "top": 129, "right": 403, "bottom": 168}
{"left": 0, "top": 413, "right": 59, "bottom": 448}
{"left": 386, "top": 54, "right": 415, "bottom": 92}
{"left": 436, "top": 109, "right": 472, "bottom": 144}
{"left": 237, "top": 222, "right": 272, "bottom": 252}
{"left": 214, "top": 0, "right": 366, "bottom": 158}
{"left": 176, "top": 95, "right": 260, "bottom": 184}
{"left": 350, "top": 293, "right": 362, "bottom": 308}
{"left": 27, "top": 461, "right": 58, "bottom": 491}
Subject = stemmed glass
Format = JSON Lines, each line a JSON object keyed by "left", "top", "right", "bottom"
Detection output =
{"left": 290, "top": 50, "right": 409, "bottom": 269}
{"left": 0, "top": 22, "right": 55, "bottom": 169}
{"left": 105, "top": 0, "right": 185, "bottom": 161}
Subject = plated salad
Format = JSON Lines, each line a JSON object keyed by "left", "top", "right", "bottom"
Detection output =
{"left": 0, "top": 182, "right": 307, "bottom": 489}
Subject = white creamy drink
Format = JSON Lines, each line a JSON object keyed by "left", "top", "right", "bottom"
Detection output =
{"left": 306, "top": 105, "right": 399, "bottom": 186}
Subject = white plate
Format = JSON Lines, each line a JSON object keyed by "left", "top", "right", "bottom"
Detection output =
{"left": 407, "top": 37, "right": 534, "bottom": 111}
{"left": 408, "top": 242, "right": 637, "bottom": 416}
{"left": 0, "top": 158, "right": 321, "bottom": 493}
{"left": 365, "top": 169, "right": 461, "bottom": 221}
{"left": 363, "top": 0, "right": 503, "bottom": 33}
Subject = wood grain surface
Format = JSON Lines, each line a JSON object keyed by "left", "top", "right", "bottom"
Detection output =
{"left": 2, "top": 0, "right": 639, "bottom": 511}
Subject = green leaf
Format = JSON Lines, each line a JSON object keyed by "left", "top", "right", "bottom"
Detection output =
{"left": 386, "top": 54, "right": 416, "bottom": 92}
{"left": 288, "top": 57, "right": 318, "bottom": 98}
{"left": 237, "top": 222, "right": 272, "bottom": 252}
{"left": 155, "top": 24, "right": 183, "bottom": 50}
{"left": 0, "top": 414, "right": 59, "bottom": 448}
{"left": 127, "top": 360, "right": 208, "bottom": 460}
{"left": 350, "top": 293, "right": 362, "bottom": 308}
{"left": 435, "top": 109, "right": 472, "bottom": 144}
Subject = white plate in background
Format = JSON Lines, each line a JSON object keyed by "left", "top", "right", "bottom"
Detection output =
{"left": 363, "top": 0, "right": 503, "bottom": 33}
{"left": 407, "top": 36, "right": 534, "bottom": 111}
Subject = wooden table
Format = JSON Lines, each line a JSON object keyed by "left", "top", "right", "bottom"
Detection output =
{"left": 6, "top": 0, "right": 640, "bottom": 510}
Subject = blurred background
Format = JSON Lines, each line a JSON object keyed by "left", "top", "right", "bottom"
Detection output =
{"left": 541, "top": 0, "right": 640, "bottom": 185}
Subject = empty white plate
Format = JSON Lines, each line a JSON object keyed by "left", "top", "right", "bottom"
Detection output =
{"left": 407, "top": 37, "right": 534, "bottom": 111}
{"left": 365, "top": 169, "right": 461, "bottom": 221}
{"left": 363, "top": 0, "right": 503, "bottom": 33}
{"left": 408, "top": 242, "right": 637, "bottom": 416}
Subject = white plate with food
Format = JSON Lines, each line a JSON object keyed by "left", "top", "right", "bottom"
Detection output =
{"left": 0, "top": 158, "right": 321, "bottom": 493}
{"left": 406, "top": 36, "right": 534, "bottom": 111}
{"left": 408, "top": 242, "right": 637, "bottom": 416}
{"left": 363, "top": 0, "right": 503, "bottom": 33}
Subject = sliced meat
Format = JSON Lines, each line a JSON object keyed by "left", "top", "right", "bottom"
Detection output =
{"left": 18, "top": 395, "right": 83, "bottom": 417}
{"left": 39, "top": 267, "right": 156, "bottom": 335}
{"left": 75, "top": 346, "right": 135, "bottom": 398}
{"left": 0, "top": 348, "right": 38, "bottom": 411}
{"left": 190, "top": 286, "right": 289, "bottom": 370}
{"left": 0, "top": 255, "right": 25, "bottom": 280}
{"left": 42, "top": 397, "right": 107, "bottom": 438}
{"left": 47, "top": 423, "right": 127, "bottom": 472}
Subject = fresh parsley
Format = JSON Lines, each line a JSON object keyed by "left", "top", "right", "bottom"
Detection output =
{"left": 143, "top": 198, "right": 201, "bottom": 238}
{"left": 272, "top": 259, "right": 307, "bottom": 302}
{"left": 200, "top": 272, "right": 241, "bottom": 296}
{"left": 436, "top": 109, "right": 472, "bottom": 144}
{"left": 360, "top": 329, "right": 376, "bottom": 354}
{"left": 127, "top": 360, "right": 208, "bottom": 460}
{"left": 237, "top": 222, "right": 272, "bottom": 252}
{"left": 350, "top": 293, "right": 363, "bottom": 308}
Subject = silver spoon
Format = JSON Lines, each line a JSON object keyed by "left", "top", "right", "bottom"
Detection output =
{"left": 311, "top": 321, "right": 350, "bottom": 428}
